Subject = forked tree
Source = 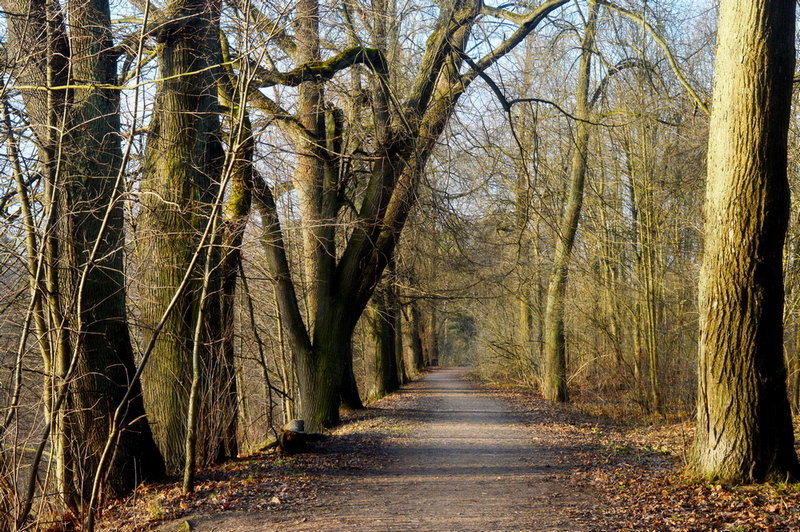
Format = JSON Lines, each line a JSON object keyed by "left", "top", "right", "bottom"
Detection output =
{"left": 252, "top": 0, "right": 573, "bottom": 432}
{"left": 1, "top": 0, "right": 165, "bottom": 514}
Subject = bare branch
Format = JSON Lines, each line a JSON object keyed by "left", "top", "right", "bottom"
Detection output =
{"left": 464, "top": 0, "right": 570, "bottom": 85}
{"left": 257, "top": 46, "right": 387, "bottom": 88}
{"left": 593, "top": 0, "right": 710, "bottom": 115}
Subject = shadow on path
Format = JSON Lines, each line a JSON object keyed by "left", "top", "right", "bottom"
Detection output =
{"left": 185, "top": 367, "right": 596, "bottom": 531}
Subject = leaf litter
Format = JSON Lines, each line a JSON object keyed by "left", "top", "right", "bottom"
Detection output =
{"left": 95, "top": 375, "right": 800, "bottom": 531}
{"left": 481, "top": 381, "right": 800, "bottom": 532}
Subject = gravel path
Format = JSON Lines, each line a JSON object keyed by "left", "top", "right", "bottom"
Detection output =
{"left": 186, "top": 367, "right": 595, "bottom": 531}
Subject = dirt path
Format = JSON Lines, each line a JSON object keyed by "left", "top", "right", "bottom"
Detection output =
{"left": 186, "top": 368, "right": 595, "bottom": 531}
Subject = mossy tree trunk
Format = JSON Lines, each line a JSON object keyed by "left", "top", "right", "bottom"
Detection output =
{"left": 137, "top": 0, "right": 228, "bottom": 474}
{"left": 2, "top": 0, "right": 165, "bottom": 505}
{"left": 340, "top": 341, "right": 364, "bottom": 410}
{"left": 394, "top": 300, "right": 409, "bottom": 384}
{"left": 366, "top": 285, "right": 400, "bottom": 401}
{"left": 541, "top": 2, "right": 599, "bottom": 402}
{"left": 404, "top": 301, "right": 426, "bottom": 374}
{"left": 691, "top": 0, "right": 799, "bottom": 483}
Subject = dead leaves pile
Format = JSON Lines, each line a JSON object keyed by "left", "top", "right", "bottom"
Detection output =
{"left": 96, "top": 451, "right": 317, "bottom": 531}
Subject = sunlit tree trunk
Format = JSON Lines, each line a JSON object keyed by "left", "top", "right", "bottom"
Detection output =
{"left": 401, "top": 297, "right": 425, "bottom": 374}
{"left": 2, "top": 0, "right": 165, "bottom": 504}
{"left": 623, "top": 123, "right": 664, "bottom": 414}
{"left": 65, "top": 0, "right": 166, "bottom": 498}
{"left": 138, "top": 0, "right": 227, "bottom": 474}
{"left": 692, "top": 0, "right": 799, "bottom": 483}
{"left": 395, "top": 303, "right": 408, "bottom": 384}
{"left": 541, "top": 3, "right": 599, "bottom": 402}
{"left": 366, "top": 285, "right": 400, "bottom": 400}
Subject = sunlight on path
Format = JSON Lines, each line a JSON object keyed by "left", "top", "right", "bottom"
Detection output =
{"left": 190, "top": 368, "right": 595, "bottom": 531}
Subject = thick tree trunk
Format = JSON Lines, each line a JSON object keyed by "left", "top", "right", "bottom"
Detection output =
{"left": 692, "top": 0, "right": 799, "bottom": 483}
{"left": 340, "top": 341, "right": 364, "bottom": 410}
{"left": 296, "top": 321, "right": 350, "bottom": 431}
{"left": 399, "top": 297, "right": 425, "bottom": 375}
{"left": 420, "top": 306, "right": 439, "bottom": 367}
{"left": 408, "top": 303, "right": 425, "bottom": 373}
{"left": 66, "top": 0, "right": 166, "bottom": 497}
{"left": 366, "top": 286, "right": 400, "bottom": 401}
{"left": 138, "top": 0, "right": 226, "bottom": 474}
{"left": 394, "top": 304, "right": 408, "bottom": 384}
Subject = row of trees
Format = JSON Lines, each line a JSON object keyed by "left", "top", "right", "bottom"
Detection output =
{"left": 0, "top": 0, "right": 580, "bottom": 527}
{"left": 0, "top": 0, "right": 797, "bottom": 528}
{"left": 453, "top": 1, "right": 706, "bottom": 412}
{"left": 430, "top": 0, "right": 799, "bottom": 483}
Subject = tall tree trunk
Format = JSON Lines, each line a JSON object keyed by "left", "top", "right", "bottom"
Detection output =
{"left": 2, "top": 0, "right": 165, "bottom": 504}
{"left": 340, "top": 341, "right": 364, "bottom": 410}
{"left": 541, "top": 3, "right": 599, "bottom": 402}
{"left": 624, "top": 124, "right": 663, "bottom": 414}
{"left": 401, "top": 299, "right": 425, "bottom": 374}
{"left": 366, "top": 286, "right": 400, "bottom": 401}
{"left": 692, "top": 0, "right": 799, "bottom": 483}
{"left": 65, "top": 0, "right": 165, "bottom": 498}
{"left": 597, "top": 177, "right": 623, "bottom": 370}
{"left": 216, "top": 43, "right": 257, "bottom": 461}
{"left": 420, "top": 306, "right": 439, "bottom": 367}
{"left": 394, "top": 303, "right": 408, "bottom": 384}
{"left": 293, "top": 0, "right": 327, "bottom": 321}
{"left": 138, "top": 0, "right": 226, "bottom": 474}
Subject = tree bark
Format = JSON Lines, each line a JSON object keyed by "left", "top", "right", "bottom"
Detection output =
{"left": 399, "top": 295, "right": 425, "bottom": 374}
{"left": 366, "top": 286, "right": 400, "bottom": 401}
{"left": 692, "top": 0, "right": 799, "bottom": 483}
{"left": 541, "top": 2, "right": 599, "bottom": 402}
{"left": 138, "top": 0, "right": 227, "bottom": 474}
{"left": 65, "top": 0, "right": 166, "bottom": 496}
{"left": 2, "top": 0, "right": 165, "bottom": 503}
{"left": 340, "top": 341, "right": 364, "bottom": 410}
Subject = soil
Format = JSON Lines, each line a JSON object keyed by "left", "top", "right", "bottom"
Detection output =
{"left": 96, "top": 367, "right": 800, "bottom": 531}
{"left": 147, "top": 368, "right": 596, "bottom": 531}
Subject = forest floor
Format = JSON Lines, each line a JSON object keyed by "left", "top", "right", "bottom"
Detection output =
{"left": 93, "top": 368, "right": 800, "bottom": 532}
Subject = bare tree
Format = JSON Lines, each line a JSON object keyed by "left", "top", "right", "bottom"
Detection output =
{"left": 247, "top": 0, "right": 574, "bottom": 431}
{"left": 2, "top": 0, "right": 165, "bottom": 512}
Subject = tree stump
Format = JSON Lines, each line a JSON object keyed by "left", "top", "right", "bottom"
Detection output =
{"left": 279, "top": 420, "right": 307, "bottom": 455}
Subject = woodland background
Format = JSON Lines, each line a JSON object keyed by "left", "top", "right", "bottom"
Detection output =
{"left": 0, "top": 0, "right": 792, "bottom": 528}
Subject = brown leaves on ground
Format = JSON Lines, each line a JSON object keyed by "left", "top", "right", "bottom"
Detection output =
{"left": 95, "top": 391, "right": 416, "bottom": 531}
{"left": 483, "top": 381, "right": 800, "bottom": 532}
{"left": 97, "top": 378, "right": 800, "bottom": 531}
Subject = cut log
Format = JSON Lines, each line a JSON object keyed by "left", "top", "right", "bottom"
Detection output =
{"left": 278, "top": 429, "right": 306, "bottom": 455}
{"left": 277, "top": 419, "right": 326, "bottom": 454}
